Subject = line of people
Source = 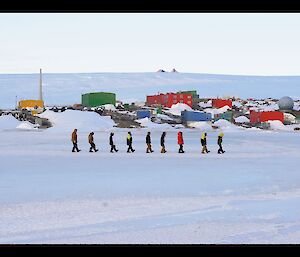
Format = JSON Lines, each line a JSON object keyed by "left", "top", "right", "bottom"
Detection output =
{"left": 71, "top": 129, "right": 225, "bottom": 154}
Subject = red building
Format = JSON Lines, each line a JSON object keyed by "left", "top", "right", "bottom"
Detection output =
{"left": 212, "top": 99, "right": 232, "bottom": 108}
{"left": 146, "top": 93, "right": 193, "bottom": 108}
{"left": 250, "top": 110, "right": 284, "bottom": 124}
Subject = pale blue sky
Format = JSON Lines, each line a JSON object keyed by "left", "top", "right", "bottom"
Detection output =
{"left": 0, "top": 13, "right": 300, "bottom": 75}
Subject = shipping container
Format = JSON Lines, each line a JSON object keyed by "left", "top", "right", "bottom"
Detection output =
{"left": 82, "top": 92, "right": 116, "bottom": 107}
{"left": 250, "top": 110, "right": 284, "bottom": 124}
{"left": 137, "top": 110, "right": 151, "bottom": 119}
{"left": 214, "top": 111, "right": 233, "bottom": 122}
{"left": 212, "top": 99, "right": 232, "bottom": 108}
{"left": 181, "top": 111, "right": 212, "bottom": 123}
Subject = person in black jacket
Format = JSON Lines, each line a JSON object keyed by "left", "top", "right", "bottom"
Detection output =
{"left": 217, "top": 132, "right": 225, "bottom": 154}
{"left": 127, "top": 132, "right": 135, "bottom": 153}
{"left": 109, "top": 132, "right": 118, "bottom": 153}
{"left": 160, "top": 131, "right": 167, "bottom": 153}
{"left": 146, "top": 132, "right": 154, "bottom": 153}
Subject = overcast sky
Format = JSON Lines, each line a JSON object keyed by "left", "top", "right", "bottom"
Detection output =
{"left": 0, "top": 13, "right": 300, "bottom": 75}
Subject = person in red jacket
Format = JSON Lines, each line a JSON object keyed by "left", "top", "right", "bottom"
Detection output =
{"left": 177, "top": 131, "right": 185, "bottom": 153}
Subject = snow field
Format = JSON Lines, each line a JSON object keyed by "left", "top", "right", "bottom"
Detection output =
{"left": 0, "top": 128, "right": 300, "bottom": 243}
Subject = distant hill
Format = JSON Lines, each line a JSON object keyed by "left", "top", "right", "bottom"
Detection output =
{"left": 0, "top": 72, "right": 299, "bottom": 109}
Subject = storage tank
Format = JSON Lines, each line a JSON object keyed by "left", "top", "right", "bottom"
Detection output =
{"left": 278, "top": 96, "right": 294, "bottom": 110}
{"left": 82, "top": 92, "right": 116, "bottom": 107}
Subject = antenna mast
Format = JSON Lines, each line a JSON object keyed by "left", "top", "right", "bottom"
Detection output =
{"left": 39, "top": 68, "right": 43, "bottom": 101}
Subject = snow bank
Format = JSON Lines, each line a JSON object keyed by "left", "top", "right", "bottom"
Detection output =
{"left": 293, "top": 102, "right": 300, "bottom": 111}
{"left": 187, "top": 121, "right": 212, "bottom": 131}
{"left": 258, "top": 104, "right": 279, "bottom": 112}
{"left": 268, "top": 120, "right": 291, "bottom": 131}
{"left": 16, "top": 121, "right": 38, "bottom": 130}
{"left": 39, "top": 110, "right": 116, "bottom": 132}
{"left": 156, "top": 114, "right": 174, "bottom": 121}
{"left": 204, "top": 105, "right": 231, "bottom": 116}
{"left": 135, "top": 117, "right": 173, "bottom": 130}
{"left": 100, "top": 104, "right": 116, "bottom": 111}
{"left": 198, "top": 101, "right": 212, "bottom": 108}
{"left": 165, "top": 103, "right": 192, "bottom": 116}
{"left": 213, "top": 119, "right": 241, "bottom": 131}
{"left": 234, "top": 116, "right": 250, "bottom": 123}
{"left": 0, "top": 115, "right": 20, "bottom": 130}
{"left": 233, "top": 101, "right": 243, "bottom": 108}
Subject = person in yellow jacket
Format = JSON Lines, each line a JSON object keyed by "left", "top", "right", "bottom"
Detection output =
{"left": 217, "top": 132, "right": 225, "bottom": 154}
{"left": 126, "top": 132, "right": 135, "bottom": 153}
{"left": 201, "top": 132, "right": 210, "bottom": 154}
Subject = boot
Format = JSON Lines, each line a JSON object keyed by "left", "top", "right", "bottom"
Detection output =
{"left": 95, "top": 149, "right": 98, "bottom": 152}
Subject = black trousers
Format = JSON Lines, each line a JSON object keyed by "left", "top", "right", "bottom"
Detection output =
{"left": 146, "top": 143, "right": 153, "bottom": 153}
{"left": 89, "top": 143, "right": 97, "bottom": 152}
{"left": 161, "top": 144, "right": 166, "bottom": 153}
{"left": 179, "top": 144, "right": 184, "bottom": 153}
{"left": 110, "top": 144, "right": 118, "bottom": 152}
{"left": 218, "top": 143, "right": 224, "bottom": 153}
{"left": 72, "top": 142, "right": 80, "bottom": 152}
{"left": 127, "top": 144, "right": 135, "bottom": 152}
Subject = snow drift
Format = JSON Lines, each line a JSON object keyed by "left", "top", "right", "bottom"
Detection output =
{"left": 165, "top": 103, "right": 193, "bottom": 116}
{"left": 135, "top": 117, "right": 173, "bottom": 130}
{"left": 38, "top": 110, "right": 116, "bottom": 132}
{"left": 234, "top": 116, "right": 250, "bottom": 123}
{"left": 187, "top": 121, "right": 212, "bottom": 131}
{"left": 0, "top": 115, "right": 20, "bottom": 130}
{"left": 16, "top": 121, "right": 38, "bottom": 130}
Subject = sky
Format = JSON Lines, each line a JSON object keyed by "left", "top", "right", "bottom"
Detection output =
{"left": 0, "top": 13, "right": 300, "bottom": 75}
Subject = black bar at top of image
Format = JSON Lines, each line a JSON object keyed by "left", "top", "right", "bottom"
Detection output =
{"left": 0, "top": 0, "right": 300, "bottom": 12}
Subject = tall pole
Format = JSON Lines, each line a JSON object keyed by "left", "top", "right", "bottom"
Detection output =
{"left": 39, "top": 68, "right": 43, "bottom": 101}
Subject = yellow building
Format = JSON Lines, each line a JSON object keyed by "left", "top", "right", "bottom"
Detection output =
{"left": 18, "top": 100, "right": 44, "bottom": 115}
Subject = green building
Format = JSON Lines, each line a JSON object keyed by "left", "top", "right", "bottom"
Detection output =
{"left": 177, "top": 90, "right": 199, "bottom": 98}
{"left": 81, "top": 92, "right": 116, "bottom": 107}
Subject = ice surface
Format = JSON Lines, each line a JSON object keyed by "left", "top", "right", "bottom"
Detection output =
{"left": 0, "top": 128, "right": 300, "bottom": 244}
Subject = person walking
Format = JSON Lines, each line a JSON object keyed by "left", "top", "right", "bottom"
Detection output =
{"left": 146, "top": 132, "right": 154, "bottom": 153}
{"left": 160, "top": 131, "right": 167, "bottom": 153}
{"left": 127, "top": 132, "right": 135, "bottom": 153}
{"left": 201, "top": 132, "right": 210, "bottom": 154}
{"left": 177, "top": 131, "right": 185, "bottom": 153}
{"left": 88, "top": 132, "right": 98, "bottom": 152}
{"left": 71, "top": 129, "right": 81, "bottom": 152}
{"left": 109, "top": 132, "right": 118, "bottom": 153}
{"left": 217, "top": 132, "right": 225, "bottom": 154}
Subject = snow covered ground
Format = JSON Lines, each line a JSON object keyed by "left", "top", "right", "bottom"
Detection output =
{"left": 0, "top": 125, "right": 300, "bottom": 244}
